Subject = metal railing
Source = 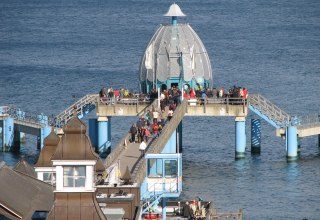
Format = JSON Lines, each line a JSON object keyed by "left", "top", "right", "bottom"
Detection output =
{"left": 297, "top": 113, "right": 320, "bottom": 129}
{"left": 55, "top": 94, "right": 98, "bottom": 127}
{"left": 99, "top": 96, "right": 152, "bottom": 106}
{"left": 104, "top": 99, "right": 158, "bottom": 168}
{"left": 134, "top": 100, "right": 187, "bottom": 184}
{"left": 0, "top": 105, "right": 52, "bottom": 126}
{"left": 210, "top": 209, "right": 243, "bottom": 220}
{"left": 248, "top": 94, "right": 290, "bottom": 127}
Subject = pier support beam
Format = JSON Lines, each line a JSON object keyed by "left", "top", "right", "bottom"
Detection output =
{"left": 176, "top": 121, "right": 183, "bottom": 152}
{"left": 2, "top": 117, "right": 14, "bottom": 152}
{"left": 89, "top": 118, "right": 98, "bottom": 152}
{"left": 251, "top": 119, "right": 261, "bottom": 154}
{"left": 162, "top": 198, "right": 167, "bottom": 220}
{"left": 37, "top": 126, "right": 51, "bottom": 149}
{"left": 13, "top": 129, "right": 21, "bottom": 152}
{"left": 235, "top": 117, "right": 246, "bottom": 159}
{"left": 286, "top": 126, "right": 298, "bottom": 161}
{"left": 98, "top": 116, "right": 111, "bottom": 156}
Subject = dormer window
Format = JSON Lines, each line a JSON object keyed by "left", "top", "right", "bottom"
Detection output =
{"left": 43, "top": 172, "right": 56, "bottom": 186}
{"left": 63, "top": 166, "right": 86, "bottom": 187}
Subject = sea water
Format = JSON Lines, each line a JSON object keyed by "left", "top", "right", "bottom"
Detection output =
{"left": 0, "top": 0, "right": 320, "bottom": 219}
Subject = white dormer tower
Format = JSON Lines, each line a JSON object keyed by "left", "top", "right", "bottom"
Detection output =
{"left": 51, "top": 116, "right": 99, "bottom": 192}
{"left": 47, "top": 115, "right": 106, "bottom": 219}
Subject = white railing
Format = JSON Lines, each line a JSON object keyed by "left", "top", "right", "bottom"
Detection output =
{"left": 249, "top": 94, "right": 290, "bottom": 126}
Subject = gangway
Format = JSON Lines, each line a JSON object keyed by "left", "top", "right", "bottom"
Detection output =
{"left": 248, "top": 94, "right": 320, "bottom": 139}
{"left": 54, "top": 94, "right": 99, "bottom": 127}
{"left": 248, "top": 94, "right": 290, "bottom": 128}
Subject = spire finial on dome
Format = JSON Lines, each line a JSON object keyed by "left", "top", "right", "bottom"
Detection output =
{"left": 164, "top": 3, "right": 186, "bottom": 25}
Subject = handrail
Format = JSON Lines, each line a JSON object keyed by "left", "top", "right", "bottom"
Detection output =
{"left": 55, "top": 94, "right": 98, "bottom": 127}
{"left": 248, "top": 94, "right": 290, "bottom": 126}
{"left": 104, "top": 99, "right": 158, "bottom": 168}
{"left": 0, "top": 106, "right": 51, "bottom": 126}
{"left": 133, "top": 100, "right": 187, "bottom": 184}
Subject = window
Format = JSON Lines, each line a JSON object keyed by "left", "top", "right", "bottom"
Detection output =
{"left": 63, "top": 166, "right": 86, "bottom": 187}
{"left": 147, "top": 158, "right": 163, "bottom": 177}
{"left": 164, "top": 160, "right": 177, "bottom": 177}
{"left": 43, "top": 172, "right": 56, "bottom": 186}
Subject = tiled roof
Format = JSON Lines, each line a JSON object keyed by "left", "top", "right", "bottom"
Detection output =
{"left": 0, "top": 162, "right": 53, "bottom": 220}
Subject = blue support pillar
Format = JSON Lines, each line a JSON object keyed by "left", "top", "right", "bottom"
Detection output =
{"left": 251, "top": 119, "right": 261, "bottom": 154}
{"left": 37, "top": 126, "right": 51, "bottom": 149}
{"left": 235, "top": 117, "right": 246, "bottom": 159}
{"left": 2, "top": 117, "right": 14, "bottom": 152}
{"left": 176, "top": 121, "right": 183, "bottom": 153}
{"left": 162, "top": 198, "right": 167, "bottom": 220}
{"left": 108, "top": 117, "right": 112, "bottom": 143}
{"left": 98, "top": 117, "right": 111, "bottom": 156}
{"left": 286, "top": 126, "right": 298, "bottom": 161}
{"left": 13, "top": 129, "right": 21, "bottom": 152}
{"left": 89, "top": 118, "right": 98, "bottom": 152}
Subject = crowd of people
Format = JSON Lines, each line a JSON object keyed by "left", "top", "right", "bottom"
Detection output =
{"left": 182, "top": 85, "right": 248, "bottom": 100}
{"left": 99, "top": 86, "right": 148, "bottom": 103}
{"left": 99, "top": 85, "right": 248, "bottom": 106}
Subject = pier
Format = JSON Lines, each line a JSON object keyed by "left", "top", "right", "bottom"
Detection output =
{"left": 0, "top": 3, "right": 319, "bottom": 219}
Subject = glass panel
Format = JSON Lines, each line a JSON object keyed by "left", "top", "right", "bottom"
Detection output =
{"left": 75, "top": 177, "right": 86, "bottom": 187}
{"left": 164, "top": 160, "right": 177, "bottom": 177}
{"left": 77, "top": 166, "right": 86, "bottom": 176}
{"left": 64, "top": 167, "right": 73, "bottom": 175}
{"left": 147, "top": 158, "right": 163, "bottom": 177}
{"left": 64, "top": 177, "right": 73, "bottom": 187}
{"left": 43, "top": 172, "right": 51, "bottom": 181}
{"left": 156, "top": 159, "right": 163, "bottom": 176}
{"left": 63, "top": 166, "right": 86, "bottom": 187}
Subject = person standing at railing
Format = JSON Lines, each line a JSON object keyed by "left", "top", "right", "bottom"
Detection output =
{"left": 201, "top": 91, "right": 207, "bottom": 105}
{"left": 239, "top": 88, "right": 244, "bottom": 98}
{"left": 243, "top": 87, "right": 248, "bottom": 99}
{"left": 183, "top": 89, "right": 189, "bottom": 100}
{"left": 219, "top": 87, "right": 224, "bottom": 98}
{"left": 114, "top": 88, "right": 119, "bottom": 102}
{"left": 190, "top": 89, "right": 196, "bottom": 99}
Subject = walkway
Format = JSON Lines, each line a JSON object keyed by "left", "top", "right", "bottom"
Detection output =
{"left": 104, "top": 100, "right": 187, "bottom": 184}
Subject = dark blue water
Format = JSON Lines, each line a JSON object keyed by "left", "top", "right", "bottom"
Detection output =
{"left": 1, "top": 0, "right": 320, "bottom": 219}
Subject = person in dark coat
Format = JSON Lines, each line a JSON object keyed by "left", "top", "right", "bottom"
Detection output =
{"left": 130, "top": 123, "right": 137, "bottom": 143}
{"left": 182, "top": 202, "right": 194, "bottom": 219}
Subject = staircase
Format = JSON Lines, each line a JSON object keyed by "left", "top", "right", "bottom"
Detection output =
{"left": 54, "top": 94, "right": 98, "bottom": 127}
{"left": 141, "top": 192, "right": 164, "bottom": 214}
{"left": 248, "top": 94, "right": 290, "bottom": 128}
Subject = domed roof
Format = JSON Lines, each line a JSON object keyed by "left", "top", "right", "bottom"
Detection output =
{"left": 44, "top": 128, "right": 60, "bottom": 146}
{"left": 51, "top": 115, "right": 100, "bottom": 161}
{"left": 35, "top": 128, "right": 60, "bottom": 167}
{"left": 139, "top": 23, "right": 212, "bottom": 83}
{"left": 164, "top": 3, "right": 186, "bottom": 17}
